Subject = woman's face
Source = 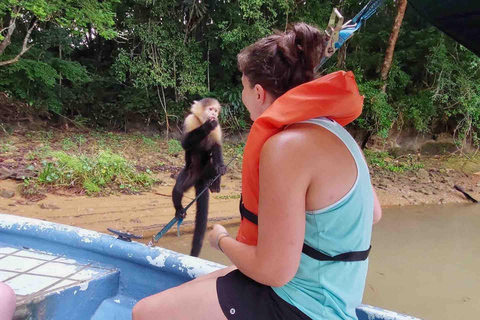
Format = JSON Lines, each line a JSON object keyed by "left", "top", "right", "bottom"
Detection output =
{"left": 242, "top": 74, "right": 276, "bottom": 121}
{"left": 241, "top": 74, "right": 260, "bottom": 121}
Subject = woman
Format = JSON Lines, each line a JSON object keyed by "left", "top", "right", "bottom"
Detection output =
{"left": 0, "top": 282, "right": 16, "bottom": 320}
{"left": 133, "top": 22, "right": 382, "bottom": 320}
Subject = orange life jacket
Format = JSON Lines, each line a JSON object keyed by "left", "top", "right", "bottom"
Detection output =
{"left": 237, "top": 71, "right": 364, "bottom": 246}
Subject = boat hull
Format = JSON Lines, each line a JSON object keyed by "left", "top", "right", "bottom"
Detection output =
{"left": 0, "top": 214, "right": 420, "bottom": 320}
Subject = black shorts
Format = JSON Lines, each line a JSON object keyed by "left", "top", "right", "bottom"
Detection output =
{"left": 216, "top": 270, "right": 311, "bottom": 320}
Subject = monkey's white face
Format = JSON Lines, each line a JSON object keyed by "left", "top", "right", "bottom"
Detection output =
{"left": 204, "top": 104, "right": 220, "bottom": 122}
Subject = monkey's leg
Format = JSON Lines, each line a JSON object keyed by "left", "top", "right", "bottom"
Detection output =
{"left": 172, "top": 168, "right": 195, "bottom": 219}
{"left": 209, "top": 144, "right": 225, "bottom": 193}
{"left": 203, "top": 163, "right": 221, "bottom": 193}
{"left": 190, "top": 181, "right": 209, "bottom": 257}
{"left": 209, "top": 175, "right": 221, "bottom": 193}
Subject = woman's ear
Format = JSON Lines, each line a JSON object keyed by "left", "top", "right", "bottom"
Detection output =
{"left": 254, "top": 84, "right": 266, "bottom": 105}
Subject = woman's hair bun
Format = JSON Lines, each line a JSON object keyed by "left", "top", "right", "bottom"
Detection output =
{"left": 290, "top": 23, "right": 324, "bottom": 71}
{"left": 238, "top": 22, "right": 326, "bottom": 98}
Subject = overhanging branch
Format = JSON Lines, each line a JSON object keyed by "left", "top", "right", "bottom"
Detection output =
{"left": 0, "top": 7, "right": 20, "bottom": 55}
{"left": 0, "top": 19, "right": 37, "bottom": 67}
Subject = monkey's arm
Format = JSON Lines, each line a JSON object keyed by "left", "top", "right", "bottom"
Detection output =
{"left": 182, "top": 120, "right": 217, "bottom": 150}
{"left": 211, "top": 143, "right": 226, "bottom": 175}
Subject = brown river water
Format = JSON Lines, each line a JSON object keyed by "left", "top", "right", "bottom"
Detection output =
{"left": 155, "top": 203, "right": 480, "bottom": 320}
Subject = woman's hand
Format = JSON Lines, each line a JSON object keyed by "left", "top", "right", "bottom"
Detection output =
{"left": 208, "top": 224, "right": 229, "bottom": 251}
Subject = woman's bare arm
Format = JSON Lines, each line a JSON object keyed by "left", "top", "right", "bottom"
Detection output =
{"left": 216, "top": 130, "right": 311, "bottom": 286}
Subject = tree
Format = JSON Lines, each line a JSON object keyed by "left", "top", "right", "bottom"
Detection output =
{"left": 0, "top": 0, "right": 118, "bottom": 67}
{"left": 380, "top": 0, "right": 408, "bottom": 92}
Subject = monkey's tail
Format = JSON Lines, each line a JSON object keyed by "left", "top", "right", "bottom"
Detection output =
{"left": 190, "top": 184, "right": 209, "bottom": 257}
{"left": 454, "top": 184, "right": 479, "bottom": 203}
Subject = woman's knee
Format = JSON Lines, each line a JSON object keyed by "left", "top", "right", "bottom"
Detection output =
{"left": 0, "top": 282, "right": 16, "bottom": 319}
{"left": 131, "top": 301, "right": 142, "bottom": 320}
{"left": 132, "top": 295, "right": 171, "bottom": 320}
{"left": 132, "top": 299, "right": 148, "bottom": 320}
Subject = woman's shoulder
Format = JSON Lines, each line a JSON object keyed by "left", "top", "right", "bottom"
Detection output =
{"left": 264, "top": 125, "right": 310, "bottom": 152}
{"left": 261, "top": 124, "right": 330, "bottom": 160}
{"left": 263, "top": 123, "right": 350, "bottom": 163}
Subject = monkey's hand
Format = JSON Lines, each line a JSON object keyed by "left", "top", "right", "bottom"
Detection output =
{"left": 202, "top": 119, "right": 218, "bottom": 134}
{"left": 216, "top": 164, "right": 227, "bottom": 176}
{"left": 175, "top": 208, "right": 186, "bottom": 220}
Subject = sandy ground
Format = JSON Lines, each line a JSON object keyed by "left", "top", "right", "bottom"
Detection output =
{"left": 0, "top": 172, "right": 244, "bottom": 243}
{"left": 1, "top": 167, "right": 479, "bottom": 245}
{"left": 1, "top": 129, "right": 479, "bottom": 243}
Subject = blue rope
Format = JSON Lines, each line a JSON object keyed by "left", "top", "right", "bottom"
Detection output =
{"left": 319, "top": 0, "right": 386, "bottom": 67}
{"left": 335, "top": 0, "right": 385, "bottom": 50}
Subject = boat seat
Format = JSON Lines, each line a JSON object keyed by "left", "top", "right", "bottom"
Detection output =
{"left": 0, "top": 243, "right": 120, "bottom": 319}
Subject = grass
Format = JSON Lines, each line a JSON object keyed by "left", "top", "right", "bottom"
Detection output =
{"left": 168, "top": 139, "right": 183, "bottom": 155}
{"left": 142, "top": 136, "right": 156, "bottom": 147}
{"left": 364, "top": 150, "right": 425, "bottom": 173}
{"left": 213, "top": 194, "right": 241, "bottom": 200}
{"left": 33, "top": 150, "right": 158, "bottom": 195}
{"left": 25, "top": 131, "right": 53, "bottom": 142}
{"left": 8, "top": 129, "right": 246, "bottom": 198}
{"left": 26, "top": 145, "right": 52, "bottom": 160}
{"left": 0, "top": 141, "right": 12, "bottom": 153}
{"left": 61, "top": 138, "right": 77, "bottom": 151}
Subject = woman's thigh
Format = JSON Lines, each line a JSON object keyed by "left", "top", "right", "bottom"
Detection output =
{"left": 132, "top": 275, "right": 227, "bottom": 320}
{"left": 189, "top": 265, "right": 236, "bottom": 284}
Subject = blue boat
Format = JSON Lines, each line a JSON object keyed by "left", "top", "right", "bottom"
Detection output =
{"left": 0, "top": 213, "right": 420, "bottom": 320}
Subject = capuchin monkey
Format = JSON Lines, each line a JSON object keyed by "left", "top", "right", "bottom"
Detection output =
{"left": 172, "top": 98, "right": 226, "bottom": 257}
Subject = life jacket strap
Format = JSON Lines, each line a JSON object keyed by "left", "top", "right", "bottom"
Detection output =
{"left": 239, "top": 195, "right": 258, "bottom": 224}
{"left": 239, "top": 197, "right": 371, "bottom": 262}
{"left": 302, "top": 243, "right": 371, "bottom": 261}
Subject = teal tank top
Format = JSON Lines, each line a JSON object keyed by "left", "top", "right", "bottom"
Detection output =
{"left": 272, "top": 117, "right": 374, "bottom": 320}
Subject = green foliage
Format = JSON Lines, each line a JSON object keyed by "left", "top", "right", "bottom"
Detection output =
{"left": 167, "top": 139, "right": 183, "bottom": 155}
{"left": 213, "top": 194, "right": 241, "bottom": 200}
{"left": 218, "top": 89, "right": 250, "bottom": 131}
{"left": 142, "top": 136, "right": 156, "bottom": 147}
{"left": 402, "top": 91, "right": 436, "bottom": 133}
{"left": 0, "top": 141, "right": 12, "bottom": 153}
{"left": 26, "top": 144, "right": 51, "bottom": 160}
{"left": 356, "top": 80, "right": 396, "bottom": 138}
{"left": 61, "top": 138, "right": 76, "bottom": 151}
{"left": 424, "top": 36, "right": 480, "bottom": 147}
{"left": 0, "top": 0, "right": 479, "bottom": 143}
{"left": 37, "top": 150, "right": 156, "bottom": 194}
{"left": 0, "top": 0, "right": 118, "bottom": 39}
{"left": 364, "top": 150, "right": 425, "bottom": 173}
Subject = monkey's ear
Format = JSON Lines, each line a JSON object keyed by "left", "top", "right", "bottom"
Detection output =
{"left": 192, "top": 100, "right": 198, "bottom": 104}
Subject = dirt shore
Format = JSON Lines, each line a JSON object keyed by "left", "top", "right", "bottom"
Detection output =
{"left": 1, "top": 130, "right": 479, "bottom": 243}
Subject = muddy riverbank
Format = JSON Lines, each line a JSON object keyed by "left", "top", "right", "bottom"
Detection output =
{"left": 0, "top": 129, "right": 479, "bottom": 241}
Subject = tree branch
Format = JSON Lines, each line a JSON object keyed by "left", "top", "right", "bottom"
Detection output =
{"left": 0, "top": 24, "right": 15, "bottom": 34}
{"left": 0, "top": 7, "right": 19, "bottom": 56}
{"left": 0, "top": 19, "right": 37, "bottom": 67}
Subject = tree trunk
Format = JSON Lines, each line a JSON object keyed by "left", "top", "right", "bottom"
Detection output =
{"left": 173, "top": 56, "right": 178, "bottom": 103}
{"left": 336, "top": 44, "right": 347, "bottom": 69}
{"left": 59, "top": 44, "right": 63, "bottom": 100}
{"left": 207, "top": 42, "right": 210, "bottom": 92}
{"left": 380, "top": 0, "right": 408, "bottom": 92}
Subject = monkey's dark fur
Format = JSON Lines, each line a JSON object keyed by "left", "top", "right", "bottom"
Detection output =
{"left": 172, "top": 99, "right": 225, "bottom": 257}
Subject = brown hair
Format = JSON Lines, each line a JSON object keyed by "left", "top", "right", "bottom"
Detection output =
{"left": 237, "top": 23, "right": 327, "bottom": 98}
